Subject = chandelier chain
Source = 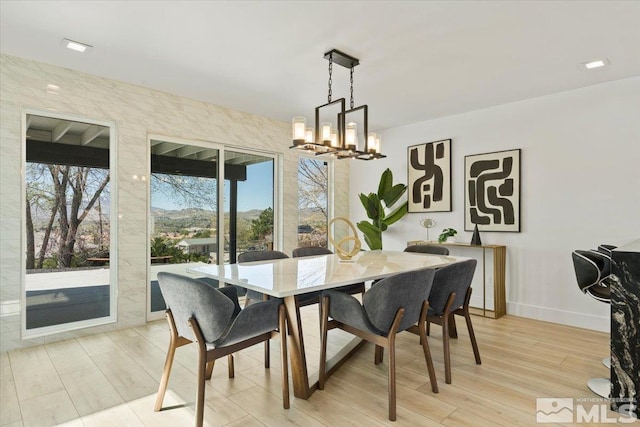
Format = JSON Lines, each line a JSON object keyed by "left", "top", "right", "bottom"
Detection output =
{"left": 328, "top": 55, "right": 333, "bottom": 103}
{"left": 350, "top": 67, "right": 354, "bottom": 109}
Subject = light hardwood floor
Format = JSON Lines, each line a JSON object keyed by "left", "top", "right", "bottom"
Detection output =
{"left": 1, "top": 306, "right": 628, "bottom": 427}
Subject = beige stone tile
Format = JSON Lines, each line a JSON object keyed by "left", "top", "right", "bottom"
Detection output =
{"left": 229, "top": 385, "right": 323, "bottom": 427}
{"left": 77, "top": 333, "right": 120, "bottom": 356}
{"left": 91, "top": 351, "right": 158, "bottom": 401}
{"left": 81, "top": 402, "right": 144, "bottom": 427}
{"left": 59, "top": 366, "right": 124, "bottom": 417}
{"left": 44, "top": 339, "right": 95, "bottom": 375}
{"left": 0, "top": 351, "right": 22, "bottom": 425}
{"left": 223, "top": 415, "right": 264, "bottom": 427}
{"left": 105, "top": 327, "right": 141, "bottom": 342}
{"left": 18, "top": 390, "right": 79, "bottom": 427}
{"left": 9, "top": 345, "right": 64, "bottom": 401}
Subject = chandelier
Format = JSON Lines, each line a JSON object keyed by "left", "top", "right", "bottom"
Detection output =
{"left": 290, "top": 49, "right": 385, "bottom": 160}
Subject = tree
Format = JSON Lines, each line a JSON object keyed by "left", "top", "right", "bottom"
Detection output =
{"left": 25, "top": 163, "right": 110, "bottom": 268}
{"left": 251, "top": 207, "right": 273, "bottom": 240}
{"left": 298, "top": 158, "right": 328, "bottom": 218}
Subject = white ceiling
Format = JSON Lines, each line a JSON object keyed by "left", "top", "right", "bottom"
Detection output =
{"left": 1, "top": 1, "right": 639, "bottom": 131}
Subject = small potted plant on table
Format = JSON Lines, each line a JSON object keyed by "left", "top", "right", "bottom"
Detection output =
{"left": 438, "top": 228, "right": 457, "bottom": 243}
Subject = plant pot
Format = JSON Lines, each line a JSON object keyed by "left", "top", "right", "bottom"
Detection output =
{"left": 445, "top": 237, "right": 456, "bottom": 243}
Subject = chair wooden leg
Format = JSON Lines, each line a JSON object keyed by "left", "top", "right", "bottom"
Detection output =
{"left": 205, "top": 360, "right": 215, "bottom": 380}
{"left": 464, "top": 311, "right": 481, "bottom": 365}
{"left": 462, "top": 287, "right": 481, "bottom": 365}
{"left": 279, "top": 305, "right": 290, "bottom": 409}
{"left": 426, "top": 319, "right": 431, "bottom": 336}
{"left": 318, "top": 296, "right": 329, "bottom": 390}
{"left": 155, "top": 310, "right": 185, "bottom": 412}
{"left": 388, "top": 340, "right": 396, "bottom": 421}
{"left": 189, "top": 318, "right": 208, "bottom": 427}
{"left": 448, "top": 314, "right": 458, "bottom": 338}
{"left": 227, "top": 355, "right": 235, "bottom": 378}
{"left": 419, "top": 302, "right": 439, "bottom": 393}
{"left": 264, "top": 340, "right": 270, "bottom": 369}
{"left": 375, "top": 345, "right": 384, "bottom": 365}
{"left": 154, "top": 334, "right": 177, "bottom": 411}
{"left": 442, "top": 312, "right": 452, "bottom": 384}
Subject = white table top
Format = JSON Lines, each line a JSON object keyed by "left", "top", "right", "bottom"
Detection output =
{"left": 186, "top": 250, "right": 468, "bottom": 298}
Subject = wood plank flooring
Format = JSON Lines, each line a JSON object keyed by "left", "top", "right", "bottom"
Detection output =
{"left": 1, "top": 305, "right": 630, "bottom": 426}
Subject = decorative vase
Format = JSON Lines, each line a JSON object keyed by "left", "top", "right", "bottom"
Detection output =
{"left": 471, "top": 224, "right": 482, "bottom": 246}
{"left": 446, "top": 237, "right": 456, "bottom": 243}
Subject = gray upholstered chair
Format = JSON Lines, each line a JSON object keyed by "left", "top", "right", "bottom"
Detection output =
{"left": 572, "top": 249, "right": 612, "bottom": 397}
{"left": 154, "top": 272, "right": 289, "bottom": 427}
{"left": 239, "top": 249, "right": 320, "bottom": 308}
{"left": 237, "top": 250, "right": 289, "bottom": 306}
{"left": 425, "top": 259, "right": 481, "bottom": 384}
{"left": 404, "top": 244, "right": 450, "bottom": 255}
{"left": 237, "top": 250, "right": 292, "bottom": 368}
{"left": 292, "top": 246, "right": 365, "bottom": 298}
{"left": 318, "top": 267, "right": 439, "bottom": 421}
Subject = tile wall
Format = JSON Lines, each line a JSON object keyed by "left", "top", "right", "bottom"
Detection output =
{"left": 0, "top": 54, "right": 350, "bottom": 352}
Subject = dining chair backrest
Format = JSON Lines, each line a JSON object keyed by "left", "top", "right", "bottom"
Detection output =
{"left": 238, "top": 250, "right": 289, "bottom": 263}
{"left": 363, "top": 267, "right": 436, "bottom": 333}
{"left": 404, "top": 244, "right": 450, "bottom": 256}
{"left": 292, "top": 246, "right": 332, "bottom": 258}
{"left": 157, "top": 272, "right": 239, "bottom": 343}
{"left": 427, "top": 259, "right": 477, "bottom": 316}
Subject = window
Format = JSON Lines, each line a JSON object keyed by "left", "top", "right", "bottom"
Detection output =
{"left": 149, "top": 138, "right": 219, "bottom": 314}
{"left": 23, "top": 113, "right": 116, "bottom": 336}
{"left": 298, "top": 157, "right": 328, "bottom": 248}
{"left": 224, "top": 150, "right": 275, "bottom": 263}
{"left": 147, "top": 139, "right": 278, "bottom": 317}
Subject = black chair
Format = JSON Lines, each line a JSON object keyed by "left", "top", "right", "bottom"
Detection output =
{"left": 404, "top": 244, "right": 450, "bottom": 256}
{"left": 573, "top": 250, "right": 612, "bottom": 303}
{"left": 572, "top": 249, "right": 612, "bottom": 397}
{"left": 318, "top": 267, "right": 439, "bottom": 421}
{"left": 154, "top": 272, "right": 289, "bottom": 427}
{"left": 424, "top": 259, "right": 481, "bottom": 384}
{"left": 597, "top": 244, "right": 617, "bottom": 257}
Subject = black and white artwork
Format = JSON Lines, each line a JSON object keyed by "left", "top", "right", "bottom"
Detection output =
{"left": 407, "top": 139, "right": 451, "bottom": 212}
{"left": 465, "top": 149, "right": 521, "bottom": 232}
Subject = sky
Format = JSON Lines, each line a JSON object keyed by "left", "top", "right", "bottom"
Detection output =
{"left": 151, "top": 161, "right": 274, "bottom": 212}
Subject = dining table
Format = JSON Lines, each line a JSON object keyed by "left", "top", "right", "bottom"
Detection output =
{"left": 187, "top": 249, "right": 467, "bottom": 399}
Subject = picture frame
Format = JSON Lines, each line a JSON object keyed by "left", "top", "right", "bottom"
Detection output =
{"left": 464, "top": 149, "right": 521, "bottom": 232}
{"left": 407, "top": 139, "right": 452, "bottom": 212}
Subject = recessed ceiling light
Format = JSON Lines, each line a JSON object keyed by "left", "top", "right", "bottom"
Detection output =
{"left": 62, "top": 38, "right": 92, "bottom": 53}
{"left": 581, "top": 59, "right": 609, "bottom": 70}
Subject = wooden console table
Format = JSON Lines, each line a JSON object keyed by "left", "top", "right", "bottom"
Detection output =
{"left": 407, "top": 241, "right": 506, "bottom": 318}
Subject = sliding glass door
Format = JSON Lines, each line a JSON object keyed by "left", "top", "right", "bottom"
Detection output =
{"left": 147, "top": 138, "right": 278, "bottom": 318}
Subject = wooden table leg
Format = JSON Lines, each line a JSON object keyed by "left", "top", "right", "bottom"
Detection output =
{"left": 283, "top": 295, "right": 312, "bottom": 399}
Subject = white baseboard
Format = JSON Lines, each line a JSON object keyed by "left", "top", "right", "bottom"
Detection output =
{"left": 0, "top": 300, "right": 20, "bottom": 317}
{"left": 507, "top": 302, "right": 610, "bottom": 333}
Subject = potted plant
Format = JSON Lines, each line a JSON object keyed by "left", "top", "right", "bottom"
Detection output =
{"left": 438, "top": 228, "right": 457, "bottom": 243}
{"left": 357, "top": 168, "right": 408, "bottom": 250}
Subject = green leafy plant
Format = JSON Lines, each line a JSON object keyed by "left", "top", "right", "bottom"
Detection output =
{"left": 357, "top": 168, "right": 408, "bottom": 250}
{"left": 438, "top": 228, "right": 457, "bottom": 243}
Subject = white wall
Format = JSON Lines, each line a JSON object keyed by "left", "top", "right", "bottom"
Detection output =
{"left": 350, "top": 77, "right": 640, "bottom": 332}
{"left": 0, "top": 54, "right": 350, "bottom": 352}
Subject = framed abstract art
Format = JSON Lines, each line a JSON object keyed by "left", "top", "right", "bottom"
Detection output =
{"left": 407, "top": 139, "right": 452, "bottom": 212}
{"left": 464, "top": 149, "right": 521, "bottom": 232}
